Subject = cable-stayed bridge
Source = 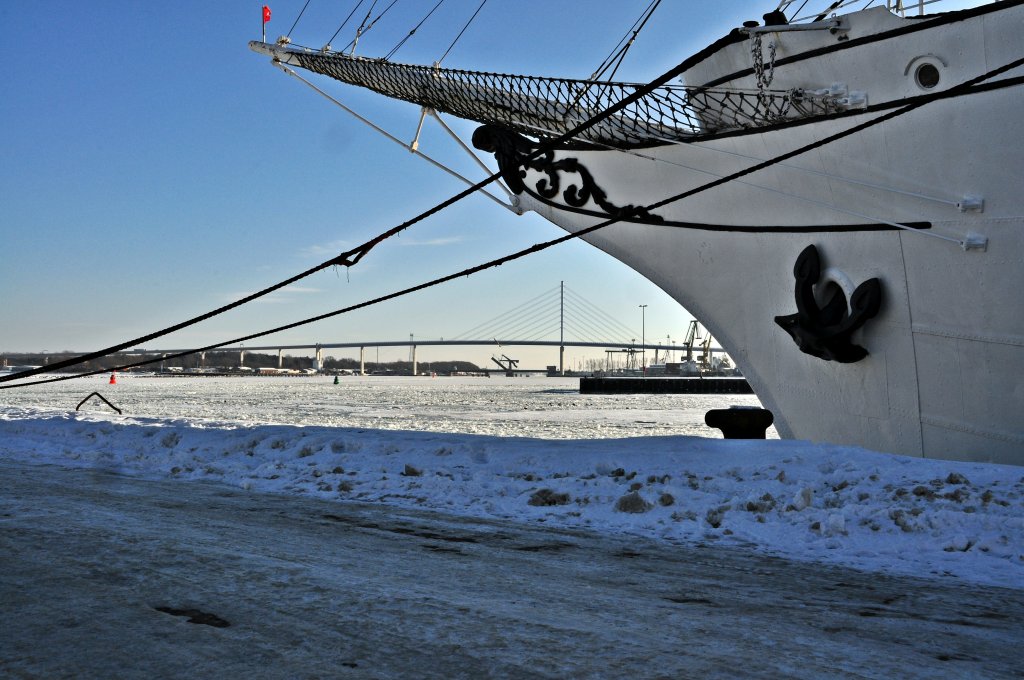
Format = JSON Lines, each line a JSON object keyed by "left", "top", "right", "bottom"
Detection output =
{"left": 133, "top": 283, "right": 724, "bottom": 374}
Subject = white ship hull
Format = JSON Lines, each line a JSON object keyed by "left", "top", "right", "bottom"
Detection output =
{"left": 499, "top": 4, "right": 1024, "bottom": 462}
{"left": 253, "top": 1, "right": 1024, "bottom": 463}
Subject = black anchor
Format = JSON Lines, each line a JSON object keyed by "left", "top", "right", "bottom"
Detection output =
{"left": 774, "top": 245, "right": 882, "bottom": 363}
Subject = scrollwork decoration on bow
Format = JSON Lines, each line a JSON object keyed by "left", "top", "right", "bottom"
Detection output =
{"left": 472, "top": 124, "right": 663, "bottom": 223}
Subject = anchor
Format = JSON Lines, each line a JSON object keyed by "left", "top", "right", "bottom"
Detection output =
{"left": 774, "top": 245, "right": 882, "bottom": 363}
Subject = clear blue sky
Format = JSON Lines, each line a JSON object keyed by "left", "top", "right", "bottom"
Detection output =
{"left": 1, "top": 1, "right": 773, "bottom": 369}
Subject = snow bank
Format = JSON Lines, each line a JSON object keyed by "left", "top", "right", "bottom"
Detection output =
{"left": 2, "top": 406, "right": 1021, "bottom": 588}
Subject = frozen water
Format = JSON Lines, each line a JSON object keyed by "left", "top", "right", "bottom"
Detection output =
{"left": 0, "top": 374, "right": 774, "bottom": 439}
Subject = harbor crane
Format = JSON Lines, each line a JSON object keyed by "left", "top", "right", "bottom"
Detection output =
{"left": 682, "top": 320, "right": 702, "bottom": 362}
{"left": 699, "top": 332, "right": 714, "bottom": 370}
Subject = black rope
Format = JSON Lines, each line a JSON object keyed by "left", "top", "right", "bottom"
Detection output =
{"left": 437, "top": 0, "right": 486, "bottom": 65}
{"left": 384, "top": 0, "right": 444, "bottom": 61}
{"left": 343, "top": 0, "right": 401, "bottom": 54}
{"left": 353, "top": 0, "right": 378, "bottom": 40}
{"left": 592, "top": 13, "right": 643, "bottom": 77}
{"left": 1, "top": 41, "right": 708, "bottom": 386}
{"left": 814, "top": 1, "right": 845, "bottom": 22}
{"left": 592, "top": 0, "right": 662, "bottom": 82}
{"left": 9, "top": 56, "right": 1022, "bottom": 391}
{"left": 326, "top": 0, "right": 366, "bottom": 49}
{"left": 286, "top": 0, "right": 312, "bottom": 39}
{"left": 0, "top": 259, "right": 342, "bottom": 384}
{"left": 605, "top": 0, "right": 661, "bottom": 82}
{"left": 790, "top": 0, "right": 812, "bottom": 21}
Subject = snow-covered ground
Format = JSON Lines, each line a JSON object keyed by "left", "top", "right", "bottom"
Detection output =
{"left": 1, "top": 375, "right": 1022, "bottom": 588}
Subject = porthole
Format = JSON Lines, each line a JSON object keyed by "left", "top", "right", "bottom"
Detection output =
{"left": 915, "top": 63, "right": 940, "bottom": 89}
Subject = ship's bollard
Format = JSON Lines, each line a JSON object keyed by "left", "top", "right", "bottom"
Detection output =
{"left": 705, "top": 407, "right": 774, "bottom": 439}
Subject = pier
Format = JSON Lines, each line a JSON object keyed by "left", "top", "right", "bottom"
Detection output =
{"left": 580, "top": 376, "right": 753, "bottom": 394}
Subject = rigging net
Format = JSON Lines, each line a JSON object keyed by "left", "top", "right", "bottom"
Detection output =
{"left": 276, "top": 48, "right": 838, "bottom": 147}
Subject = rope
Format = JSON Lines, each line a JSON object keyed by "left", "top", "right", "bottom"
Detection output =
{"left": 672, "top": 137, "right": 961, "bottom": 208}
{"left": 275, "top": 61, "right": 514, "bottom": 210}
{"left": 602, "top": 56, "right": 1024, "bottom": 231}
{"left": 352, "top": 0, "right": 379, "bottom": 44}
{"left": 344, "top": 0, "right": 401, "bottom": 55}
{"left": 785, "top": 0, "right": 813, "bottom": 21}
{"left": 1, "top": 43, "right": 704, "bottom": 385}
{"left": 437, "top": 0, "right": 486, "bottom": 65}
{"left": 592, "top": 0, "right": 662, "bottom": 82}
{"left": 384, "top": 0, "right": 444, "bottom": 61}
{"left": 286, "top": 0, "right": 312, "bottom": 39}
{"left": 580, "top": 132, "right": 949, "bottom": 242}
{"left": 4, "top": 54, "right": 995, "bottom": 387}
{"left": 814, "top": 1, "right": 846, "bottom": 22}
{"left": 13, "top": 54, "right": 1018, "bottom": 389}
{"left": 326, "top": 0, "right": 366, "bottom": 50}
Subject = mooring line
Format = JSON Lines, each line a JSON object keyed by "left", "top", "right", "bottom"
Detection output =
{"left": 6, "top": 53, "right": 1022, "bottom": 388}
{"left": 2, "top": 46, "right": 700, "bottom": 385}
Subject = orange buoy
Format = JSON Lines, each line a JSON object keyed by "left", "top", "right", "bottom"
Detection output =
{"left": 109, "top": 373, "right": 117, "bottom": 385}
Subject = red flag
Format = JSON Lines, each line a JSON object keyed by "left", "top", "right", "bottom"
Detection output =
{"left": 262, "top": 5, "right": 271, "bottom": 23}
